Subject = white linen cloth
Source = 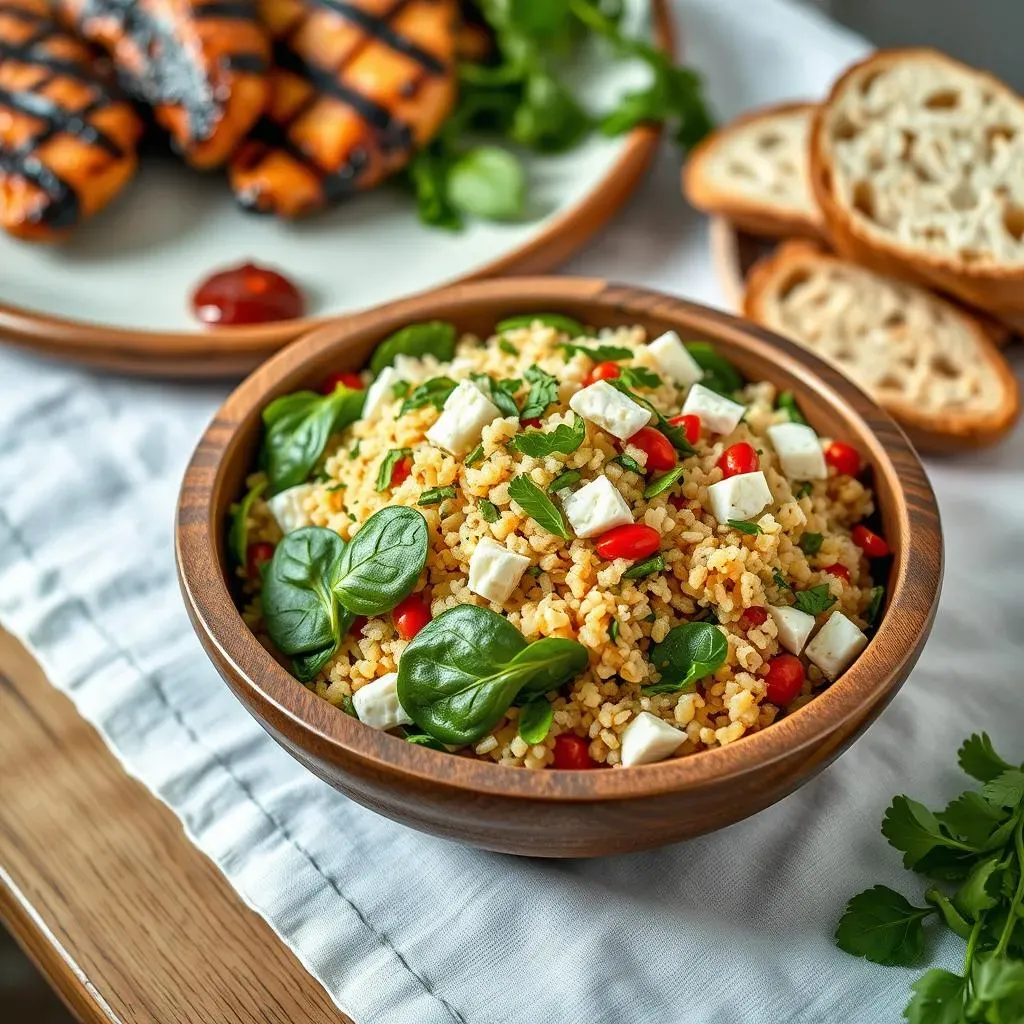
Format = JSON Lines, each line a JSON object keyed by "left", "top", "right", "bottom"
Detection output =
{"left": 1, "top": 2, "right": 1022, "bottom": 1021}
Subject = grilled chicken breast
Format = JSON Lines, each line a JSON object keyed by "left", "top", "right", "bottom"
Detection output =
{"left": 0, "top": 0, "right": 143, "bottom": 241}
{"left": 230, "top": 0, "right": 457, "bottom": 217}
{"left": 56, "top": 0, "right": 271, "bottom": 168}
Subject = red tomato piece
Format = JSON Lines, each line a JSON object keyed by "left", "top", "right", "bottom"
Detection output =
{"left": 391, "top": 458, "right": 412, "bottom": 486}
{"left": 351, "top": 616, "right": 368, "bottom": 635}
{"left": 246, "top": 541, "right": 275, "bottom": 578}
{"left": 595, "top": 524, "right": 661, "bottom": 561}
{"left": 738, "top": 606, "right": 768, "bottom": 632}
{"left": 717, "top": 442, "right": 759, "bottom": 478}
{"left": 627, "top": 425, "right": 677, "bottom": 472}
{"left": 521, "top": 417, "right": 542, "bottom": 429}
{"left": 321, "top": 371, "right": 364, "bottom": 395}
{"left": 552, "top": 733, "right": 597, "bottom": 770}
{"left": 584, "top": 362, "right": 621, "bottom": 386}
{"left": 824, "top": 441, "right": 862, "bottom": 477}
{"left": 668, "top": 413, "right": 701, "bottom": 446}
{"left": 851, "top": 524, "right": 891, "bottom": 558}
{"left": 822, "top": 563, "right": 851, "bottom": 583}
{"left": 393, "top": 593, "right": 431, "bottom": 641}
{"left": 764, "top": 654, "right": 805, "bottom": 706}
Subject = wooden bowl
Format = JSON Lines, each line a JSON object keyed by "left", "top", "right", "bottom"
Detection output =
{"left": 176, "top": 276, "right": 943, "bottom": 858}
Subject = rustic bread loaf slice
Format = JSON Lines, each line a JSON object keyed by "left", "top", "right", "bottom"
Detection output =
{"left": 684, "top": 102, "right": 824, "bottom": 239}
{"left": 810, "top": 48, "right": 1024, "bottom": 324}
{"left": 744, "top": 241, "right": 1020, "bottom": 450}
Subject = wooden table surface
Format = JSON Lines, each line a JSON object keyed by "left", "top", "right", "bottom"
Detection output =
{"left": 0, "top": 627, "right": 353, "bottom": 1024}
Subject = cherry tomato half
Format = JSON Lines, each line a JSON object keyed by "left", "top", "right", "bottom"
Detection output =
{"left": 627, "top": 425, "right": 677, "bottom": 473}
{"left": 521, "top": 417, "right": 542, "bottom": 429}
{"left": 321, "top": 371, "right": 364, "bottom": 395}
{"left": 391, "top": 457, "right": 412, "bottom": 487}
{"left": 822, "top": 563, "right": 851, "bottom": 583}
{"left": 717, "top": 442, "right": 759, "bottom": 478}
{"left": 584, "top": 362, "right": 621, "bottom": 386}
{"left": 595, "top": 523, "right": 661, "bottom": 562}
{"left": 246, "top": 541, "right": 275, "bottom": 578}
{"left": 764, "top": 654, "right": 805, "bottom": 706}
{"left": 668, "top": 413, "right": 701, "bottom": 446}
{"left": 552, "top": 733, "right": 597, "bottom": 769}
{"left": 393, "top": 593, "right": 431, "bottom": 640}
{"left": 737, "top": 606, "right": 768, "bottom": 632}
{"left": 851, "top": 524, "right": 891, "bottom": 558}
{"left": 824, "top": 441, "right": 862, "bottom": 477}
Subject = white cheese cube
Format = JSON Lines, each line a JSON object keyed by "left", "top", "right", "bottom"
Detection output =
{"left": 267, "top": 484, "right": 315, "bottom": 535}
{"left": 805, "top": 612, "right": 868, "bottom": 680}
{"left": 767, "top": 605, "right": 817, "bottom": 656}
{"left": 425, "top": 379, "right": 501, "bottom": 455}
{"left": 620, "top": 712, "right": 686, "bottom": 767}
{"left": 363, "top": 366, "right": 402, "bottom": 420}
{"left": 707, "top": 471, "right": 774, "bottom": 525}
{"left": 766, "top": 423, "right": 827, "bottom": 481}
{"left": 568, "top": 380, "right": 652, "bottom": 440}
{"left": 352, "top": 672, "right": 413, "bottom": 731}
{"left": 562, "top": 475, "right": 633, "bottom": 538}
{"left": 681, "top": 382, "right": 746, "bottom": 435}
{"left": 647, "top": 330, "right": 703, "bottom": 387}
{"left": 468, "top": 537, "right": 531, "bottom": 605}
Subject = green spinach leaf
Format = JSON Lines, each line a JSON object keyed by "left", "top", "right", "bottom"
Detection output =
{"left": 777, "top": 390, "right": 808, "bottom": 425}
{"left": 228, "top": 479, "right": 267, "bottom": 566}
{"left": 465, "top": 443, "right": 485, "bottom": 466}
{"left": 518, "top": 699, "right": 554, "bottom": 745}
{"left": 447, "top": 146, "right": 525, "bottom": 221}
{"left": 471, "top": 373, "right": 521, "bottom": 418}
{"left": 619, "top": 366, "right": 663, "bottom": 389}
{"left": 685, "top": 341, "right": 744, "bottom": 395}
{"left": 798, "top": 532, "right": 824, "bottom": 556}
{"left": 369, "top": 321, "right": 456, "bottom": 375}
{"left": 644, "top": 621, "right": 727, "bottom": 694}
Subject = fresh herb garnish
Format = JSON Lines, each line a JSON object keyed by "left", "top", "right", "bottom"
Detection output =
{"left": 497, "top": 313, "right": 584, "bottom": 337}
{"left": 341, "top": 694, "right": 358, "bottom": 719}
{"left": 548, "top": 469, "right": 582, "bottom": 493}
{"left": 397, "top": 605, "right": 587, "bottom": 744}
{"left": 349, "top": 440, "right": 361, "bottom": 459}
{"left": 798, "top": 532, "right": 824, "bottom": 556}
{"left": 644, "top": 466, "right": 685, "bottom": 499}
{"left": 404, "top": 730, "right": 447, "bottom": 751}
{"left": 618, "top": 366, "right": 663, "bottom": 389}
{"left": 644, "top": 622, "right": 727, "bottom": 694}
{"left": 561, "top": 341, "right": 633, "bottom": 362}
{"left": 793, "top": 584, "right": 836, "bottom": 616}
{"left": 418, "top": 486, "right": 457, "bottom": 507}
{"left": 376, "top": 448, "right": 412, "bottom": 492}
{"left": 519, "top": 364, "right": 560, "bottom": 420}
{"left": 609, "top": 618, "right": 620, "bottom": 643}
{"left": 518, "top": 699, "right": 554, "bottom": 745}
{"left": 777, "top": 390, "right": 807, "bottom": 425}
{"left": 392, "top": 380, "right": 411, "bottom": 399}
{"left": 796, "top": 481, "right": 814, "bottom": 499}
{"left": 607, "top": 379, "right": 697, "bottom": 456}
{"left": 478, "top": 499, "right": 500, "bottom": 523}
{"left": 469, "top": 373, "right": 521, "bottom": 418}
{"left": 686, "top": 342, "right": 744, "bottom": 396}
{"left": 623, "top": 554, "right": 665, "bottom": 580}
{"left": 772, "top": 568, "right": 792, "bottom": 592}
{"left": 836, "top": 734, "right": 1024, "bottom": 1024}
{"left": 727, "top": 519, "right": 763, "bottom": 536}
{"left": 612, "top": 453, "right": 645, "bottom": 475}
{"left": 400, "top": 376, "right": 457, "bottom": 416}
{"left": 369, "top": 321, "right": 456, "bottom": 375}
{"left": 466, "top": 444, "right": 485, "bottom": 467}
{"left": 866, "top": 585, "right": 885, "bottom": 627}
{"left": 446, "top": 145, "right": 526, "bottom": 221}
{"left": 498, "top": 338, "right": 519, "bottom": 356}
{"left": 508, "top": 475, "right": 570, "bottom": 539}
{"left": 508, "top": 413, "right": 586, "bottom": 458}
{"left": 228, "top": 479, "right": 266, "bottom": 566}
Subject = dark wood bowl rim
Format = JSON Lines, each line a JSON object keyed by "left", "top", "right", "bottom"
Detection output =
{"left": 176, "top": 276, "right": 942, "bottom": 802}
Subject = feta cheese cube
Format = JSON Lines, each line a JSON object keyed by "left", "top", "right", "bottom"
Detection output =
{"left": 647, "top": 330, "right": 703, "bottom": 387}
{"left": 562, "top": 475, "right": 633, "bottom": 538}
{"left": 568, "top": 380, "right": 652, "bottom": 440}
{"left": 363, "top": 366, "right": 402, "bottom": 420}
{"left": 767, "top": 604, "right": 817, "bottom": 656}
{"left": 707, "top": 471, "right": 774, "bottom": 525}
{"left": 352, "top": 672, "right": 413, "bottom": 731}
{"left": 805, "top": 612, "right": 868, "bottom": 679}
{"left": 681, "top": 383, "right": 746, "bottom": 435}
{"left": 766, "top": 423, "right": 827, "bottom": 481}
{"left": 620, "top": 711, "right": 686, "bottom": 767}
{"left": 267, "top": 483, "right": 315, "bottom": 535}
{"left": 468, "top": 537, "right": 532, "bottom": 605}
{"left": 425, "top": 379, "right": 501, "bottom": 455}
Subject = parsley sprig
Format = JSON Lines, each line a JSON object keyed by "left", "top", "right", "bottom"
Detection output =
{"left": 836, "top": 733, "right": 1024, "bottom": 1023}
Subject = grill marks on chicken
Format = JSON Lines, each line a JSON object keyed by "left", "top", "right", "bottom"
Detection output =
{"left": 56, "top": 0, "right": 271, "bottom": 167}
{"left": 229, "top": 0, "right": 457, "bottom": 217}
{"left": 0, "top": 0, "right": 143, "bottom": 240}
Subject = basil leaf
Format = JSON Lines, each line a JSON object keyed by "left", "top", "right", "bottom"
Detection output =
{"left": 519, "top": 364, "right": 560, "bottom": 420}
{"left": 623, "top": 554, "right": 664, "bottom": 580}
{"left": 397, "top": 605, "right": 586, "bottom": 744}
{"left": 478, "top": 499, "right": 500, "bottom": 523}
{"left": 465, "top": 443, "right": 485, "bottom": 466}
{"left": 400, "top": 376, "right": 456, "bottom": 416}
{"left": 777, "top": 390, "right": 807, "bottom": 425}
{"left": 404, "top": 142, "right": 462, "bottom": 231}
{"left": 369, "top": 321, "right": 456, "bottom": 375}
{"left": 518, "top": 699, "right": 554, "bottom": 745}
{"left": 619, "top": 366, "right": 663, "bottom": 389}
{"left": 644, "top": 466, "right": 685, "bottom": 499}
{"left": 866, "top": 585, "right": 885, "bottom": 627}
{"left": 560, "top": 342, "right": 633, "bottom": 362}
{"left": 333, "top": 506, "right": 429, "bottom": 615}
{"left": 499, "top": 338, "right": 518, "bottom": 356}
{"left": 447, "top": 146, "right": 525, "bottom": 221}
{"left": 607, "top": 379, "right": 696, "bottom": 456}
{"left": 261, "top": 386, "right": 366, "bottom": 495}
{"left": 508, "top": 413, "right": 585, "bottom": 458}
{"left": 262, "top": 527, "right": 345, "bottom": 657}
{"left": 727, "top": 519, "right": 763, "bottom": 536}
{"left": 612, "top": 454, "right": 644, "bottom": 475}
{"left": 793, "top": 584, "right": 836, "bottom": 616}
{"left": 511, "top": 70, "right": 592, "bottom": 153}
{"left": 228, "top": 479, "right": 267, "bottom": 566}
{"left": 686, "top": 342, "right": 743, "bottom": 395}
{"left": 548, "top": 469, "right": 581, "bottom": 492}
{"left": 645, "top": 622, "right": 727, "bottom": 694}
{"left": 376, "top": 448, "right": 412, "bottom": 492}
{"left": 497, "top": 313, "right": 584, "bottom": 337}
{"left": 508, "top": 475, "right": 570, "bottom": 538}
{"left": 471, "top": 373, "right": 520, "bottom": 418}
{"left": 418, "top": 486, "right": 457, "bottom": 506}
{"left": 799, "top": 532, "right": 824, "bottom": 556}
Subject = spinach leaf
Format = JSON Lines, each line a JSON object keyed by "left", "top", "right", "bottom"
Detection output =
{"left": 405, "top": 730, "right": 447, "bottom": 751}
{"left": 293, "top": 633, "right": 346, "bottom": 683}
{"left": 478, "top": 499, "right": 500, "bottom": 523}
{"left": 799, "top": 531, "right": 824, "bottom": 556}
{"left": 518, "top": 699, "right": 554, "bottom": 745}
{"left": 369, "top": 321, "right": 456, "bottom": 376}
{"left": 397, "top": 606, "right": 586, "bottom": 744}
{"left": 508, "top": 475, "right": 570, "bottom": 539}
{"left": 793, "top": 584, "right": 836, "bottom": 616}
{"left": 619, "top": 366, "right": 663, "bottom": 389}
{"left": 560, "top": 341, "right": 633, "bottom": 362}
{"left": 727, "top": 519, "right": 763, "bottom": 536}
{"left": 777, "top": 390, "right": 807, "bottom": 425}
{"left": 497, "top": 313, "right": 585, "bottom": 337}
{"left": 400, "top": 376, "right": 456, "bottom": 416}
{"left": 333, "top": 506, "right": 429, "bottom": 616}
{"left": 511, "top": 69, "right": 592, "bottom": 152}
{"left": 228, "top": 479, "right": 266, "bottom": 565}
{"left": 471, "top": 373, "right": 520, "bottom": 418}
{"left": 644, "top": 466, "right": 685, "bottom": 499}
{"left": 418, "top": 486, "right": 457, "bottom": 506}
{"left": 261, "top": 386, "right": 366, "bottom": 495}
{"left": 376, "top": 448, "right": 412, "bottom": 492}
{"left": 686, "top": 342, "right": 744, "bottom": 395}
{"left": 508, "top": 414, "right": 585, "bottom": 458}
{"left": 465, "top": 443, "right": 485, "bottom": 467}
{"left": 548, "top": 469, "right": 581, "bottom": 492}
{"left": 447, "top": 146, "right": 525, "bottom": 221}
{"left": 645, "top": 621, "right": 727, "bottom": 695}
{"left": 623, "top": 554, "right": 664, "bottom": 580}
{"left": 612, "top": 454, "right": 644, "bottom": 475}
{"left": 403, "top": 142, "right": 463, "bottom": 231}
{"left": 519, "top": 364, "right": 560, "bottom": 420}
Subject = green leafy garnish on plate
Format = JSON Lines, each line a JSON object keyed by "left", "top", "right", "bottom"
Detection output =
{"left": 508, "top": 475, "right": 570, "bottom": 539}
{"left": 561, "top": 342, "right": 633, "bottom": 362}
{"left": 644, "top": 621, "right": 727, "bottom": 695}
{"left": 548, "top": 469, "right": 582, "bottom": 493}
{"left": 612, "top": 453, "right": 644, "bottom": 475}
{"left": 369, "top": 321, "right": 456, "bottom": 375}
{"left": 519, "top": 364, "right": 560, "bottom": 420}
{"left": 508, "top": 413, "right": 586, "bottom": 458}
{"left": 478, "top": 499, "right": 500, "bottom": 523}
{"left": 400, "top": 376, "right": 457, "bottom": 416}
{"left": 686, "top": 342, "right": 743, "bottom": 396}
{"left": 518, "top": 699, "right": 555, "bottom": 745}
{"left": 792, "top": 584, "right": 836, "bottom": 616}
{"left": 727, "top": 519, "right": 762, "bottom": 536}
{"left": 777, "top": 390, "right": 807, "bottom": 425}
{"left": 798, "top": 531, "right": 824, "bottom": 556}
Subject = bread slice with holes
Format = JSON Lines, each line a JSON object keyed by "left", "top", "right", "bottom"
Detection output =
{"left": 683, "top": 102, "right": 824, "bottom": 239}
{"left": 810, "top": 48, "right": 1024, "bottom": 326}
{"left": 744, "top": 240, "right": 1020, "bottom": 450}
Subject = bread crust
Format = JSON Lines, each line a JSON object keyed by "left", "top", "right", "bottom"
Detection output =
{"left": 684, "top": 101, "right": 824, "bottom": 240}
{"left": 810, "top": 48, "right": 1024, "bottom": 321}
{"left": 743, "top": 240, "right": 1021, "bottom": 451}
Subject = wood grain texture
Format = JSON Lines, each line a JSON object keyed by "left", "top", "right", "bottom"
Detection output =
{"left": 0, "top": 627, "right": 350, "bottom": 1024}
{"left": 176, "top": 275, "right": 944, "bottom": 858}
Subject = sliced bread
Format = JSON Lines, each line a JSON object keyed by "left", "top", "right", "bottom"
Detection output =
{"left": 810, "top": 48, "right": 1024, "bottom": 324}
{"left": 684, "top": 102, "right": 824, "bottom": 239}
{"left": 744, "top": 241, "right": 1020, "bottom": 450}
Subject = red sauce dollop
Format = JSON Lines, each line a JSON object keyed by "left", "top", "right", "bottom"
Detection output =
{"left": 191, "top": 262, "right": 304, "bottom": 326}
